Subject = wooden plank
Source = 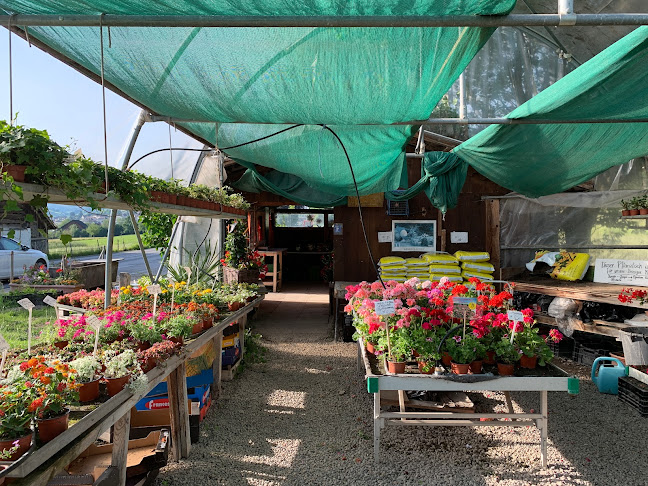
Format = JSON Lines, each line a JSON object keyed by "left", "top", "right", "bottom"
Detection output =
{"left": 378, "top": 375, "right": 570, "bottom": 392}
{"left": 486, "top": 199, "right": 500, "bottom": 277}
{"left": 111, "top": 413, "right": 131, "bottom": 486}
{"left": 167, "top": 363, "right": 191, "bottom": 461}
{"left": 221, "top": 359, "right": 241, "bottom": 381}
{"left": 10, "top": 183, "right": 245, "bottom": 220}
{"left": 238, "top": 314, "right": 247, "bottom": 357}
{"left": 211, "top": 331, "right": 223, "bottom": 401}
{"left": 535, "top": 314, "right": 621, "bottom": 338}
{"left": 380, "top": 390, "right": 474, "bottom": 412}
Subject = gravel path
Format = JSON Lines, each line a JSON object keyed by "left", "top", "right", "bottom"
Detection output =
{"left": 156, "top": 286, "right": 648, "bottom": 486}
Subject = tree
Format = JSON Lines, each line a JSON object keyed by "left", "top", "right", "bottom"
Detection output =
{"left": 86, "top": 223, "right": 102, "bottom": 237}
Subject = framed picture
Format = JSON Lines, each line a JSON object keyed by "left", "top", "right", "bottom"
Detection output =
{"left": 391, "top": 220, "right": 437, "bottom": 252}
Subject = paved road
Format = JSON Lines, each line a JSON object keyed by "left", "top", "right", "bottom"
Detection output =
{"left": 76, "top": 248, "right": 163, "bottom": 282}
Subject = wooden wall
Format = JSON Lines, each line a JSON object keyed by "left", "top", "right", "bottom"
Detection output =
{"left": 333, "top": 162, "right": 509, "bottom": 282}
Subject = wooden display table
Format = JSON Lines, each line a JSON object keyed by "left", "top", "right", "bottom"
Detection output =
{"left": 257, "top": 248, "right": 287, "bottom": 292}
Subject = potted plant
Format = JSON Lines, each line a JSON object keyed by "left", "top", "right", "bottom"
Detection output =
{"left": 629, "top": 196, "right": 641, "bottom": 216}
{"left": 378, "top": 326, "right": 411, "bottom": 374}
{"left": 446, "top": 334, "right": 483, "bottom": 375}
{"left": 221, "top": 222, "right": 266, "bottom": 284}
{"left": 137, "top": 340, "right": 181, "bottom": 372}
{"left": 493, "top": 339, "right": 521, "bottom": 375}
{"left": 103, "top": 350, "right": 141, "bottom": 397}
{"left": 640, "top": 195, "right": 648, "bottom": 216}
{"left": 129, "top": 314, "right": 163, "bottom": 349}
{"left": 69, "top": 356, "right": 102, "bottom": 402}
{"left": 0, "top": 376, "right": 34, "bottom": 460}
{"left": 162, "top": 315, "right": 194, "bottom": 343}
{"left": 621, "top": 199, "right": 631, "bottom": 217}
{"left": 15, "top": 357, "right": 79, "bottom": 443}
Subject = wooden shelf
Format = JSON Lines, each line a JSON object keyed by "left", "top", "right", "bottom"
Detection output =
{"left": 513, "top": 278, "right": 648, "bottom": 309}
{"left": 534, "top": 313, "right": 623, "bottom": 338}
{"left": 621, "top": 215, "right": 648, "bottom": 220}
{"left": 8, "top": 183, "right": 246, "bottom": 219}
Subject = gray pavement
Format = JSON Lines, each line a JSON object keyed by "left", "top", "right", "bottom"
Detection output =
{"left": 76, "top": 248, "right": 163, "bottom": 282}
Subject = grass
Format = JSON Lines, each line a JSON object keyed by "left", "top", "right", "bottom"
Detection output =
{"left": 47, "top": 234, "right": 143, "bottom": 259}
{"left": 0, "top": 305, "right": 58, "bottom": 350}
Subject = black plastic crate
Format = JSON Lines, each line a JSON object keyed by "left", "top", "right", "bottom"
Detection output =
{"left": 572, "top": 342, "right": 608, "bottom": 367}
{"left": 619, "top": 394, "right": 648, "bottom": 417}
{"left": 548, "top": 336, "right": 575, "bottom": 359}
{"left": 619, "top": 375, "right": 648, "bottom": 400}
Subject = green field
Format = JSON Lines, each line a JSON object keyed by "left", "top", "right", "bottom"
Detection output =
{"left": 0, "top": 305, "right": 58, "bottom": 350}
{"left": 48, "top": 234, "right": 143, "bottom": 259}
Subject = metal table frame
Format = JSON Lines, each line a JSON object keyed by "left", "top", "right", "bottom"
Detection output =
{"left": 359, "top": 340, "right": 579, "bottom": 467}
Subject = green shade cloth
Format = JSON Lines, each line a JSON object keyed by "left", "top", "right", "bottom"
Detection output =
{"left": 233, "top": 163, "right": 347, "bottom": 208}
{"left": 455, "top": 26, "right": 648, "bottom": 198}
{"left": 385, "top": 152, "right": 467, "bottom": 214}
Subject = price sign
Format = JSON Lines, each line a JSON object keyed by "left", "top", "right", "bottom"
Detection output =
{"left": 374, "top": 300, "right": 395, "bottom": 316}
{"left": 86, "top": 316, "right": 102, "bottom": 355}
{"left": 0, "top": 333, "right": 8, "bottom": 376}
{"left": 17, "top": 299, "right": 35, "bottom": 354}
{"left": 43, "top": 295, "right": 59, "bottom": 307}
{"left": 17, "top": 298, "right": 35, "bottom": 310}
{"left": 453, "top": 297, "right": 477, "bottom": 318}
{"left": 147, "top": 285, "right": 162, "bottom": 295}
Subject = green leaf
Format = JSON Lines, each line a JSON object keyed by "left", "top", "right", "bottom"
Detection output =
{"left": 5, "top": 199, "right": 19, "bottom": 212}
{"left": 25, "top": 214, "right": 34, "bottom": 223}
{"left": 7, "top": 229, "right": 15, "bottom": 239}
{"left": 29, "top": 194, "right": 49, "bottom": 208}
{"left": 60, "top": 234, "right": 73, "bottom": 246}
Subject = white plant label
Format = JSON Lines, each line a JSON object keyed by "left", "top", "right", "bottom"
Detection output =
{"left": 0, "top": 334, "right": 9, "bottom": 353}
{"left": 184, "top": 266, "right": 192, "bottom": 286}
{"left": 147, "top": 284, "right": 162, "bottom": 295}
{"left": 43, "top": 295, "right": 58, "bottom": 307}
{"left": 17, "top": 298, "right": 35, "bottom": 310}
{"left": 374, "top": 300, "right": 396, "bottom": 316}
{"left": 507, "top": 310, "right": 524, "bottom": 343}
{"left": 171, "top": 286, "right": 176, "bottom": 313}
{"left": 86, "top": 316, "right": 102, "bottom": 355}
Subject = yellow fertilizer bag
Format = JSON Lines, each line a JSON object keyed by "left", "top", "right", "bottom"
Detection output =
{"left": 430, "top": 274, "right": 463, "bottom": 282}
{"left": 421, "top": 253, "right": 459, "bottom": 265}
{"left": 454, "top": 251, "right": 490, "bottom": 262}
{"left": 404, "top": 257, "right": 428, "bottom": 267}
{"left": 379, "top": 256, "right": 406, "bottom": 266}
{"left": 379, "top": 265, "right": 406, "bottom": 272}
{"left": 461, "top": 261, "right": 495, "bottom": 273}
{"left": 550, "top": 252, "right": 591, "bottom": 281}
{"left": 461, "top": 270, "right": 494, "bottom": 281}
{"left": 428, "top": 264, "right": 462, "bottom": 275}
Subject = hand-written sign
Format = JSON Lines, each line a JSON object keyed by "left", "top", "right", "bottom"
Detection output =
{"left": 594, "top": 259, "right": 648, "bottom": 286}
{"left": 17, "top": 298, "right": 35, "bottom": 310}
{"left": 43, "top": 295, "right": 59, "bottom": 307}
{"left": 374, "top": 300, "right": 396, "bottom": 316}
{"left": 86, "top": 315, "right": 102, "bottom": 332}
{"left": 453, "top": 297, "right": 477, "bottom": 318}
{"left": 147, "top": 285, "right": 162, "bottom": 295}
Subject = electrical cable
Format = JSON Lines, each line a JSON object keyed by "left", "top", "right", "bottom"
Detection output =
{"left": 321, "top": 125, "right": 385, "bottom": 289}
{"left": 128, "top": 124, "right": 303, "bottom": 170}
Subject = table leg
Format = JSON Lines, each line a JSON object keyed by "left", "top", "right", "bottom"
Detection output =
{"left": 540, "top": 390, "right": 548, "bottom": 468}
{"left": 374, "top": 390, "right": 381, "bottom": 464}
{"left": 111, "top": 412, "right": 131, "bottom": 486}
{"left": 504, "top": 391, "right": 514, "bottom": 413}
{"left": 398, "top": 390, "right": 407, "bottom": 421}
{"left": 334, "top": 297, "right": 339, "bottom": 342}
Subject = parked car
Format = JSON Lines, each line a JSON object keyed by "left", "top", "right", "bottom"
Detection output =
{"left": 0, "top": 237, "right": 49, "bottom": 279}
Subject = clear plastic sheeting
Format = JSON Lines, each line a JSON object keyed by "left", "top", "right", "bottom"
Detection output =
{"left": 593, "top": 157, "right": 648, "bottom": 192}
{"left": 168, "top": 152, "right": 224, "bottom": 275}
{"left": 499, "top": 197, "right": 648, "bottom": 269}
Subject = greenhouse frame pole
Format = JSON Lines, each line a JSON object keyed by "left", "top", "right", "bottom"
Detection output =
{"left": 104, "top": 111, "right": 147, "bottom": 309}
{"left": 129, "top": 210, "right": 154, "bottom": 281}
{"left": 3, "top": 13, "right": 648, "bottom": 28}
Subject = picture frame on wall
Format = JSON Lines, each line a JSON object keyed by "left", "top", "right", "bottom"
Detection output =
{"left": 391, "top": 220, "right": 437, "bottom": 252}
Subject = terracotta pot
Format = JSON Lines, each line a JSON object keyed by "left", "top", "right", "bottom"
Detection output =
{"left": 519, "top": 355, "right": 538, "bottom": 369}
{"left": 497, "top": 362, "right": 515, "bottom": 376}
{"left": 78, "top": 379, "right": 101, "bottom": 403}
{"left": 227, "top": 301, "right": 243, "bottom": 312}
{"left": 366, "top": 341, "right": 376, "bottom": 354}
{"left": 441, "top": 351, "right": 452, "bottom": 366}
{"left": 0, "top": 431, "right": 32, "bottom": 460}
{"left": 412, "top": 349, "right": 420, "bottom": 358}
{"left": 483, "top": 350, "right": 496, "bottom": 365}
{"left": 3, "top": 165, "right": 27, "bottom": 182}
{"left": 105, "top": 375, "right": 130, "bottom": 397}
{"left": 386, "top": 360, "right": 406, "bottom": 374}
{"left": 150, "top": 190, "right": 165, "bottom": 203}
{"left": 177, "top": 196, "right": 189, "bottom": 206}
{"left": 640, "top": 208, "right": 648, "bottom": 215}
{"left": 37, "top": 411, "right": 69, "bottom": 442}
{"left": 136, "top": 341, "right": 151, "bottom": 352}
{"left": 141, "top": 357, "right": 156, "bottom": 373}
{"left": 169, "top": 336, "right": 184, "bottom": 346}
{"left": 168, "top": 194, "right": 178, "bottom": 205}
{"left": 53, "top": 340, "right": 68, "bottom": 350}
{"left": 191, "top": 321, "right": 203, "bottom": 334}
{"left": 622, "top": 209, "right": 631, "bottom": 216}
{"left": 469, "top": 360, "right": 483, "bottom": 374}
{"left": 630, "top": 209, "right": 640, "bottom": 216}
{"left": 202, "top": 317, "right": 214, "bottom": 330}
{"left": 417, "top": 360, "right": 435, "bottom": 375}
{"left": 451, "top": 362, "right": 470, "bottom": 375}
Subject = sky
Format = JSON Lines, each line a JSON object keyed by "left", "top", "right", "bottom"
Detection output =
{"left": 0, "top": 30, "right": 203, "bottom": 181}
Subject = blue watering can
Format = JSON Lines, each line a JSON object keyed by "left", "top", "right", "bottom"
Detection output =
{"left": 591, "top": 357, "right": 628, "bottom": 395}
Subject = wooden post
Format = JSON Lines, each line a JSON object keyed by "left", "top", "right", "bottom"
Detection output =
{"left": 167, "top": 362, "right": 191, "bottom": 460}
{"left": 238, "top": 314, "right": 247, "bottom": 357}
{"left": 540, "top": 390, "right": 548, "bottom": 468}
{"left": 111, "top": 413, "right": 131, "bottom": 486}
{"left": 119, "top": 272, "right": 131, "bottom": 288}
{"left": 212, "top": 331, "right": 223, "bottom": 400}
{"left": 486, "top": 199, "right": 501, "bottom": 278}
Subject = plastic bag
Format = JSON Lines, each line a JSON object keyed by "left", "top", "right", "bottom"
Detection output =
{"left": 454, "top": 250, "right": 490, "bottom": 262}
{"left": 428, "top": 264, "right": 462, "bottom": 275}
{"left": 526, "top": 250, "right": 590, "bottom": 281}
{"left": 547, "top": 297, "right": 581, "bottom": 318}
{"left": 461, "top": 261, "right": 495, "bottom": 273}
{"left": 461, "top": 270, "right": 494, "bottom": 281}
{"left": 379, "top": 256, "right": 406, "bottom": 266}
{"left": 421, "top": 253, "right": 459, "bottom": 265}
